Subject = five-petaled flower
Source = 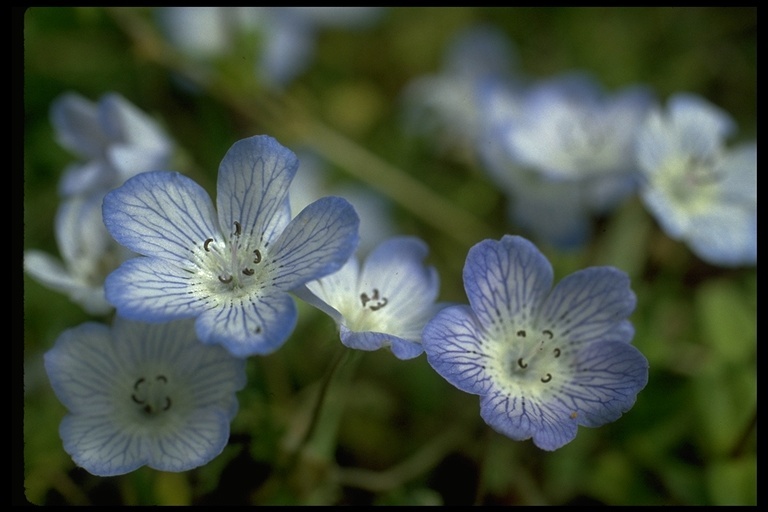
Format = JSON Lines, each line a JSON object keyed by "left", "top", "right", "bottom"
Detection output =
{"left": 299, "top": 236, "right": 442, "bottom": 360}
{"left": 102, "top": 135, "right": 360, "bottom": 357}
{"left": 43, "top": 317, "right": 246, "bottom": 476}
{"left": 422, "top": 235, "right": 648, "bottom": 450}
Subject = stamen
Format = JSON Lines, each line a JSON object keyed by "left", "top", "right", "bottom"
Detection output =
{"left": 517, "top": 358, "right": 528, "bottom": 369}
{"left": 517, "top": 330, "right": 526, "bottom": 337}
{"left": 133, "top": 377, "right": 145, "bottom": 391}
{"left": 163, "top": 397, "right": 172, "bottom": 411}
{"left": 156, "top": 375, "right": 167, "bottom": 383}
{"left": 369, "top": 298, "right": 388, "bottom": 311}
{"left": 204, "top": 238, "right": 214, "bottom": 251}
{"left": 242, "top": 268, "right": 254, "bottom": 276}
{"left": 218, "top": 275, "right": 233, "bottom": 284}
{"left": 234, "top": 221, "right": 242, "bottom": 236}
{"left": 541, "top": 373, "right": 552, "bottom": 383}
{"left": 553, "top": 348, "right": 561, "bottom": 358}
{"left": 360, "top": 292, "right": 371, "bottom": 307}
{"left": 542, "top": 329, "right": 553, "bottom": 339}
{"left": 131, "top": 394, "right": 143, "bottom": 404}
{"left": 253, "top": 249, "right": 262, "bottom": 264}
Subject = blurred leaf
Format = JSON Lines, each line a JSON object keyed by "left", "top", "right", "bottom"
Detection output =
{"left": 705, "top": 454, "right": 756, "bottom": 505}
{"left": 154, "top": 471, "right": 192, "bottom": 505}
{"left": 695, "top": 278, "right": 756, "bottom": 364}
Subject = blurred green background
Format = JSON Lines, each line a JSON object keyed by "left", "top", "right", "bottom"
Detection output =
{"left": 22, "top": 7, "right": 756, "bottom": 505}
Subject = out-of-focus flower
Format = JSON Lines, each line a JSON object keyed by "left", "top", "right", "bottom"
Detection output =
{"left": 51, "top": 92, "right": 173, "bottom": 197}
{"left": 299, "top": 236, "right": 442, "bottom": 360}
{"left": 43, "top": 317, "right": 246, "bottom": 476}
{"left": 476, "top": 74, "right": 654, "bottom": 248}
{"left": 158, "top": 7, "right": 385, "bottom": 88}
{"left": 102, "top": 135, "right": 360, "bottom": 357}
{"left": 24, "top": 192, "right": 133, "bottom": 315}
{"left": 401, "top": 23, "right": 519, "bottom": 155}
{"left": 635, "top": 93, "right": 756, "bottom": 266}
{"left": 422, "top": 235, "right": 648, "bottom": 450}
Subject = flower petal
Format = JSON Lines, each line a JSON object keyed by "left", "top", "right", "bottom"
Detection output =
{"left": 103, "top": 171, "right": 220, "bottom": 262}
{"left": 50, "top": 92, "right": 108, "bottom": 159}
{"left": 195, "top": 292, "right": 298, "bottom": 357}
{"left": 422, "top": 305, "right": 495, "bottom": 395}
{"left": 105, "top": 258, "right": 208, "bottom": 321}
{"left": 268, "top": 196, "right": 360, "bottom": 290}
{"left": 538, "top": 267, "right": 636, "bottom": 347}
{"left": 216, "top": 135, "right": 298, "bottom": 245}
{"left": 463, "top": 235, "right": 553, "bottom": 332}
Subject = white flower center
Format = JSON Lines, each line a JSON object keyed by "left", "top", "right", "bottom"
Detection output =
{"left": 498, "top": 327, "right": 564, "bottom": 392}
{"left": 131, "top": 374, "right": 173, "bottom": 416}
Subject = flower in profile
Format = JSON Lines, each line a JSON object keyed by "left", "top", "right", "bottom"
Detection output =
{"left": 476, "top": 73, "right": 654, "bottom": 249}
{"left": 635, "top": 93, "right": 756, "bottom": 267}
{"left": 43, "top": 317, "right": 246, "bottom": 476}
{"left": 51, "top": 91, "right": 173, "bottom": 197}
{"left": 24, "top": 192, "right": 133, "bottom": 315}
{"left": 102, "top": 135, "right": 360, "bottom": 357}
{"left": 298, "top": 236, "right": 441, "bottom": 360}
{"left": 422, "top": 235, "right": 648, "bottom": 450}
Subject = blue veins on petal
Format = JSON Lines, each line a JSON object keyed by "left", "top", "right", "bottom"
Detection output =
{"left": 422, "top": 235, "right": 649, "bottom": 450}
{"left": 43, "top": 317, "right": 246, "bottom": 476}
{"left": 102, "top": 134, "right": 360, "bottom": 356}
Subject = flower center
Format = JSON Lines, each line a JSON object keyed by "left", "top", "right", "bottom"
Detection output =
{"left": 194, "top": 221, "right": 265, "bottom": 294}
{"left": 509, "top": 328, "right": 562, "bottom": 385}
{"left": 360, "top": 288, "right": 389, "bottom": 311}
{"left": 131, "top": 375, "right": 172, "bottom": 416}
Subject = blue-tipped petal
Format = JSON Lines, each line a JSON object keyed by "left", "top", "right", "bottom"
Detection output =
{"left": 423, "top": 305, "right": 494, "bottom": 396}
{"left": 195, "top": 292, "right": 298, "bottom": 357}
{"left": 269, "top": 196, "right": 360, "bottom": 290}
{"left": 104, "top": 258, "right": 207, "bottom": 322}
{"left": 216, "top": 135, "right": 298, "bottom": 243}
{"left": 103, "top": 171, "right": 219, "bottom": 262}
{"left": 538, "top": 266, "right": 636, "bottom": 346}
{"left": 463, "top": 235, "right": 553, "bottom": 332}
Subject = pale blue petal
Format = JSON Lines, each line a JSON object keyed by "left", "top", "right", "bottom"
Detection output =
{"left": 479, "top": 390, "right": 578, "bottom": 451}
{"left": 50, "top": 92, "right": 108, "bottom": 159}
{"left": 195, "top": 292, "right": 298, "bottom": 357}
{"left": 339, "top": 327, "right": 388, "bottom": 352}
{"left": 105, "top": 258, "right": 208, "bottom": 321}
{"left": 60, "top": 413, "right": 147, "bottom": 476}
{"left": 390, "top": 338, "right": 425, "bottom": 360}
{"left": 302, "top": 256, "right": 361, "bottom": 323}
{"left": 717, "top": 143, "right": 757, "bottom": 204}
{"left": 463, "top": 235, "right": 553, "bottom": 331}
{"left": 268, "top": 196, "right": 360, "bottom": 290}
{"left": 687, "top": 205, "right": 756, "bottom": 266}
{"left": 44, "top": 322, "right": 124, "bottom": 415}
{"left": 537, "top": 267, "right": 636, "bottom": 348}
{"left": 668, "top": 93, "right": 736, "bottom": 156}
{"left": 553, "top": 340, "right": 649, "bottom": 429}
{"left": 635, "top": 109, "right": 677, "bottom": 177}
{"left": 55, "top": 193, "right": 111, "bottom": 267}
{"left": 422, "top": 305, "right": 494, "bottom": 396}
{"left": 107, "top": 144, "right": 171, "bottom": 181}
{"left": 216, "top": 135, "right": 298, "bottom": 246}
{"left": 99, "top": 93, "right": 171, "bottom": 151}
{"left": 58, "top": 160, "right": 115, "bottom": 197}
{"left": 359, "top": 237, "right": 439, "bottom": 320}
{"left": 103, "top": 171, "right": 219, "bottom": 262}
{"left": 147, "top": 408, "right": 232, "bottom": 473}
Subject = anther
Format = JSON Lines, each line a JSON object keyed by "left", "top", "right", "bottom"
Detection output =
{"left": 204, "top": 238, "right": 214, "bottom": 251}
{"left": 541, "top": 373, "right": 552, "bottom": 383}
{"left": 543, "top": 329, "right": 553, "bottom": 339}
{"left": 517, "top": 358, "right": 528, "bottom": 369}
{"left": 133, "top": 377, "right": 145, "bottom": 391}
{"left": 242, "top": 268, "right": 254, "bottom": 276}
{"left": 517, "top": 330, "right": 526, "bottom": 337}
{"left": 234, "top": 221, "right": 242, "bottom": 236}
{"left": 553, "top": 348, "right": 561, "bottom": 358}
{"left": 156, "top": 375, "right": 167, "bottom": 383}
{"left": 369, "top": 298, "right": 388, "bottom": 311}
{"left": 218, "top": 275, "right": 233, "bottom": 284}
{"left": 253, "top": 249, "right": 262, "bottom": 264}
{"left": 163, "top": 397, "right": 172, "bottom": 411}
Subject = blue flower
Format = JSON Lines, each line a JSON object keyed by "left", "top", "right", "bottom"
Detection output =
{"left": 102, "top": 135, "right": 360, "bottom": 357}
{"left": 299, "top": 236, "right": 442, "bottom": 360}
{"left": 43, "top": 317, "right": 246, "bottom": 476}
{"left": 635, "top": 93, "right": 756, "bottom": 267}
{"left": 422, "top": 235, "right": 648, "bottom": 451}
{"left": 476, "top": 74, "right": 653, "bottom": 249}
{"left": 51, "top": 92, "right": 173, "bottom": 197}
{"left": 24, "top": 192, "right": 134, "bottom": 315}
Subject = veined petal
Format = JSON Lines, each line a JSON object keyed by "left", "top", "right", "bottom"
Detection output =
{"left": 195, "top": 292, "right": 298, "bottom": 357}
{"left": 216, "top": 135, "right": 298, "bottom": 244}
{"left": 554, "top": 340, "right": 649, "bottom": 429}
{"left": 100, "top": 93, "right": 171, "bottom": 151}
{"left": 60, "top": 413, "right": 147, "bottom": 477}
{"left": 463, "top": 235, "right": 553, "bottom": 332}
{"left": 268, "top": 196, "right": 360, "bottom": 290}
{"left": 103, "top": 171, "right": 219, "bottom": 262}
{"left": 146, "top": 408, "right": 232, "bottom": 473}
{"left": 479, "top": 390, "right": 578, "bottom": 451}
{"left": 423, "top": 305, "right": 495, "bottom": 396}
{"left": 43, "top": 322, "right": 124, "bottom": 415}
{"left": 537, "top": 267, "right": 636, "bottom": 347}
{"left": 105, "top": 258, "right": 209, "bottom": 321}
